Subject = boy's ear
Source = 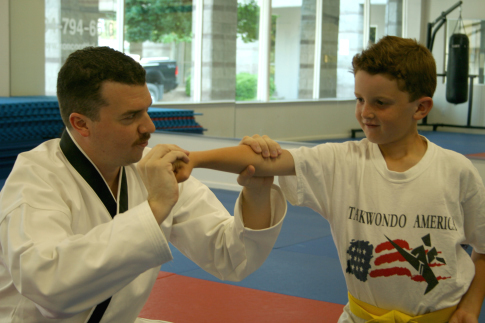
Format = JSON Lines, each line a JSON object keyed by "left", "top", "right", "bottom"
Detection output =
{"left": 69, "top": 113, "right": 91, "bottom": 137}
{"left": 413, "top": 97, "right": 433, "bottom": 121}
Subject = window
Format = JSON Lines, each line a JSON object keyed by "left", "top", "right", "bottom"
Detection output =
{"left": 45, "top": 0, "right": 102, "bottom": 96}
{"left": 236, "top": 0, "right": 261, "bottom": 101}
{"left": 44, "top": 0, "right": 403, "bottom": 101}
{"left": 124, "top": 0, "right": 193, "bottom": 103}
{"left": 271, "top": 0, "right": 303, "bottom": 101}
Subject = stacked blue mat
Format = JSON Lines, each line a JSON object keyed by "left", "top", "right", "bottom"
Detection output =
{"left": 148, "top": 107, "right": 205, "bottom": 134}
{"left": 0, "top": 96, "right": 204, "bottom": 179}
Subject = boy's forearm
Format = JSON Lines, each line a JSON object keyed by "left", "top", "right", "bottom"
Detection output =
{"left": 456, "top": 251, "right": 485, "bottom": 317}
{"left": 189, "top": 145, "right": 295, "bottom": 176}
{"left": 241, "top": 182, "right": 273, "bottom": 230}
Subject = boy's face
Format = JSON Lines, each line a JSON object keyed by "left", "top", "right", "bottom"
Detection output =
{"left": 354, "top": 71, "right": 423, "bottom": 148}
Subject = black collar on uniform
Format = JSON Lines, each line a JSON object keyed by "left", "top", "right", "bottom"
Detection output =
{"left": 59, "top": 129, "right": 128, "bottom": 321}
{"left": 59, "top": 129, "right": 128, "bottom": 217}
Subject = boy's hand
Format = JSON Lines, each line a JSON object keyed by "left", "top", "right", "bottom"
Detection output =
{"left": 173, "top": 159, "right": 193, "bottom": 183}
{"left": 449, "top": 308, "right": 478, "bottom": 323}
{"left": 240, "top": 134, "right": 282, "bottom": 158}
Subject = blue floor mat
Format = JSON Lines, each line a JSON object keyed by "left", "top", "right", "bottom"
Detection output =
{"left": 161, "top": 243, "right": 199, "bottom": 274}
{"left": 209, "top": 188, "right": 332, "bottom": 249}
{"left": 278, "top": 235, "right": 339, "bottom": 259}
{"left": 310, "top": 130, "right": 485, "bottom": 156}
{"left": 176, "top": 248, "right": 348, "bottom": 305}
{"left": 418, "top": 131, "right": 485, "bottom": 155}
{"left": 274, "top": 203, "right": 331, "bottom": 248}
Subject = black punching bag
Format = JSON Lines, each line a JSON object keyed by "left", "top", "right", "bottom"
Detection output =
{"left": 446, "top": 33, "right": 469, "bottom": 104}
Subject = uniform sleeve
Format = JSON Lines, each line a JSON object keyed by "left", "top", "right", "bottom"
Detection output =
{"left": 166, "top": 176, "right": 286, "bottom": 281}
{"left": 0, "top": 201, "right": 172, "bottom": 319}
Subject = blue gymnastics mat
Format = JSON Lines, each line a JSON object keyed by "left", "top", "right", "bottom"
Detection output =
{"left": 315, "top": 130, "right": 485, "bottom": 156}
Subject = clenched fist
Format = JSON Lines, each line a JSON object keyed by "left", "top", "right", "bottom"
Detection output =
{"left": 137, "top": 144, "right": 190, "bottom": 224}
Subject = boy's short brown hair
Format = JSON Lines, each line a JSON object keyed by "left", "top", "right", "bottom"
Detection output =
{"left": 352, "top": 36, "right": 437, "bottom": 101}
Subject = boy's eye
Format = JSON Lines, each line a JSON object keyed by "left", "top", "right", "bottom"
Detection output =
{"left": 355, "top": 98, "right": 364, "bottom": 103}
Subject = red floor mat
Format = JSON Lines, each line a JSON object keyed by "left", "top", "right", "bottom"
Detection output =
{"left": 139, "top": 271, "right": 344, "bottom": 323}
{"left": 467, "top": 152, "right": 485, "bottom": 159}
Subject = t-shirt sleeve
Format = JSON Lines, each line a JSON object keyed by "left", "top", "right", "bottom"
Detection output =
{"left": 462, "top": 165, "right": 485, "bottom": 254}
{"left": 278, "top": 144, "right": 339, "bottom": 220}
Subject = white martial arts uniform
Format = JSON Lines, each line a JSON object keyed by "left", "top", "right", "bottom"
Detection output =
{"left": 279, "top": 137, "right": 485, "bottom": 322}
{"left": 0, "top": 131, "right": 286, "bottom": 323}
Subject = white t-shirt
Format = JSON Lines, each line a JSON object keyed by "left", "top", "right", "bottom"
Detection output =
{"left": 0, "top": 135, "right": 286, "bottom": 322}
{"left": 279, "top": 137, "right": 485, "bottom": 317}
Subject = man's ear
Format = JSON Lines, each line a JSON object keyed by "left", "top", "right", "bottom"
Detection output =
{"left": 413, "top": 97, "right": 433, "bottom": 121}
{"left": 69, "top": 113, "right": 91, "bottom": 137}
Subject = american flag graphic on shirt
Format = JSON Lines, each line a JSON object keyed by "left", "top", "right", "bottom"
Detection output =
{"left": 346, "top": 234, "right": 450, "bottom": 294}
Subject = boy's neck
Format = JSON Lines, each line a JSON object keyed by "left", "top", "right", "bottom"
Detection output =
{"left": 378, "top": 134, "right": 428, "bottom": 172}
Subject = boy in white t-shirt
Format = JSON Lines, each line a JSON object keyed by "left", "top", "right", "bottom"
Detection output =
{"left": 176, "top": 36, "right": 485, "bottom": 322}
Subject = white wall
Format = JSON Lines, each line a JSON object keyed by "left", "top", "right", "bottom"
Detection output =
{"left": 234, "top": 99, "right": 358, "bottom": 141}
{"left": 0, "top": 1, "right": 9, "bottom": 96}
{"left": 403, "top": 0, "right": 427, "bottom": 41}
{"left": 10, "top": 0, "right": 45, "bottom": 96}
{"left": 156, "top": 99, "right": 358, "bottom": 141}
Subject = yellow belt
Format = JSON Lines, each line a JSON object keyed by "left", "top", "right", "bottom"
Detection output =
{"left": 348, "top": 292, "right": 457, "bottom": 323}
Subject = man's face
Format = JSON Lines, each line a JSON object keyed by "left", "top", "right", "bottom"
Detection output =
{"left": 88, "top": 81, "right": 155, "bottom": 170}
{"left": 354, "top": 71, "right": 420, "bottom": 149}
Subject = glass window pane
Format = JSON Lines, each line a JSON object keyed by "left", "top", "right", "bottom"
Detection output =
{"left": 236, "top": 0, "right": 260, "bottom": 101}
{"left": 124, "top": 0, "right": 193, "bottom": 103}
{"left": 199, "top": 0, "right": 237, "bottom": 102}
{"left": 370, "top": 0, "right": 402, "bottom": 44}
{"left": 272, "top": 0, "right": 304, "bottom": 101}
{"left": 337, "top": 0, "right": 365, "bottom": 98}
{"left": 45, "top": 0, "right": 104, "bottom": 96}
{"left": 297, "top": 0, "right": 316, "bottom": 100}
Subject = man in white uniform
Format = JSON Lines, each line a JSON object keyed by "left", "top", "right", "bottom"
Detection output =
{"left": 0, "top": 47, "right": 286, "bottom": 322}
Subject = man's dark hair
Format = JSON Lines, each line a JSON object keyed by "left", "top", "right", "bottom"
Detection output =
{"left": 352, "top": 36, "right": 437, "bottom": 101}
{"left": 57, "top": 46, "right": 146, "bottom": 127}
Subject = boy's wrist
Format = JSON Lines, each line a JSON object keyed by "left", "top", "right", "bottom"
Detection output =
{"left": 188, "top": 151, "right": 203, "bottom": 169}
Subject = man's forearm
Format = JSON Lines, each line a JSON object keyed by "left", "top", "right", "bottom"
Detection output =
{"left": 189, "top": 145, "right": 295, "bottom": 176}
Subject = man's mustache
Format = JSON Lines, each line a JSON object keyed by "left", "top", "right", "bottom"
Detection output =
{"left": 133, "top": 133, "right": 151, "bottom": 145}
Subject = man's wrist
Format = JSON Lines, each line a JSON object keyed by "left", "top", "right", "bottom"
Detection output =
{"left": 148, "top": 199, "right": 172, "bottom": 225}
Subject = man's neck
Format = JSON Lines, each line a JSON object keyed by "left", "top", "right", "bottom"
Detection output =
{"left": 68, "top": 129, "right": 121, "bottom": 198}
{"left": 90, "top": 163, "right": 121, "bottom": 199}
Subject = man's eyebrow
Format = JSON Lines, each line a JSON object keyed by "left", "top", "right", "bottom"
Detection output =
{"left": 120, "top": 109, "right": 144, "bottom": 116}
